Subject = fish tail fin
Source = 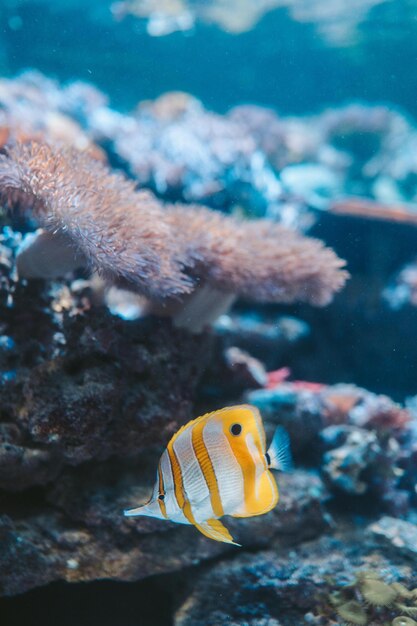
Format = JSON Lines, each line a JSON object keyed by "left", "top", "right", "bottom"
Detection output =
{"left": 195, "top": 518, "right": 241, "bottom": 546}
{"left": 267, "top": 426, "right": 293, "bottom": 472}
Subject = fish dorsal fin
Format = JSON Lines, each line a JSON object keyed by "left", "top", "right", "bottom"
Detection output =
{"left": 267, "top": 426, "right": 293, "bottom": 472}
{"left": 168, "top": 409, "right": 220, "bottom": 448}
{"left": 195, "top": 518, "right": 241, "bottom": 546}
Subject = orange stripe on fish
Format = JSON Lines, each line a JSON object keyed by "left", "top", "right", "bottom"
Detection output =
{"left": 167, "top": 440, "right": 197, "bottom": 525}
{"left": 191, "top": 419, "right": 224, "bottom": 518}
{"left": 157, "top": 462, "right": 168, "bottom": 519}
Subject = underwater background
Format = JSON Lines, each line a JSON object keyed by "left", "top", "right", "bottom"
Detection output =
{"left": 2, "top": 1, "right": 417, "bottom": 625}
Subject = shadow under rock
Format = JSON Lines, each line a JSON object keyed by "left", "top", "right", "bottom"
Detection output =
{"left": 0, "top": 576, "right": 174, "bottom": 626}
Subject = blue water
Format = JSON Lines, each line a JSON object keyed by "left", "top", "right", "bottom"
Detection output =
{"left": 1, "top": 1, "right": 417, "bottom": 115}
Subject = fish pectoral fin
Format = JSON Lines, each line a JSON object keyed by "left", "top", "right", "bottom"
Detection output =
{"left": 195, "top": 518, "right": 241, "bottom": 546}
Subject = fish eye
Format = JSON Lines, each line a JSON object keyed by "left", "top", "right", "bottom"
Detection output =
{"left": 230, "top": 423, "right": 242, "bottom": 436}
{"left": 158, "top": 494, "right": 165, "bottom": 501}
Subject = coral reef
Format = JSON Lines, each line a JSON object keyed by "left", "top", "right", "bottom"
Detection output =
{"left": 1, "top": 71, "right": 417, "bottom": 626}
{"left": 2, "top": 74, "right": 417, "bottom": 219}
{"left": 247, "top": 381, "right": 413, "bottom": 514}
{"left": 0, "top": 141, "right": 347, "bottom": 323}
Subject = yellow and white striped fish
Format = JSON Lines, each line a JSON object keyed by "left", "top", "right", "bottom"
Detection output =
{"left": 124, "top": 404, "right": 292, "bottom": 545}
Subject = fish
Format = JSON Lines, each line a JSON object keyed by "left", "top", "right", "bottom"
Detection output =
{"left": 123, "top": 404, "right": 292, "bottom": 545}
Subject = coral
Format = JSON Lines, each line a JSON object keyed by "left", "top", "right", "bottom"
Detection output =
{"left": 335, "top": 600, "right": 367, "bottom": 625}
{"left": 322, "top": 427, "right": 380, "bottom": 495}
{"left": 327, "top": 568, "right": 417, "bottom": 625}
{"left": 213, "top": 311, "right": 309, "bottom": 369}
{"left": 165, "top": 202, "right": 347, "bottom": 304}
{"left": 246, "top": 382, "right": 413, "bottom": 512}
{"left": 0, "top": 141, "right": 193, "bottom": 301}
{"left": 2, "top": 74, "right": 417, "bottom": 218}
{"left": 0, "top": 141, "right": 347, "bottom": 317}
{"left": 361, "top": 578, "right": 398, "bottom": 606}
{"left": 0, "top": 72, "right": 101, "bottom": 156}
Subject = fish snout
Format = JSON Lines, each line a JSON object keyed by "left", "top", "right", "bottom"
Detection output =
{"left": 123, "top": 498, "right": 162, "bottom": 519}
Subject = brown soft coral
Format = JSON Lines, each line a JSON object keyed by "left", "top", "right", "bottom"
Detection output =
{"left": 166, "top": 205, "right": 347, "bottom": 305}
{"left": 0, "top": 141, "right": 193, "bottom": 300}
{"left": 0, "top": 141, "right": 348, "bottom": 326}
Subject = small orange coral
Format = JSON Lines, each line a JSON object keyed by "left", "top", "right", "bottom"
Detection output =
{"left": 0, "top": 141, "right": 348, "bottom": 318}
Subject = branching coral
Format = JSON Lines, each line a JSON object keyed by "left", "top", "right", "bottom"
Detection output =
{"left": 0, "top": 140, "right": 347, "bottom": 329}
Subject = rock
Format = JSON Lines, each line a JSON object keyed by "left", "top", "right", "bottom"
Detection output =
{"left": 0, "top": 469, "right": 329, "bottom": 596}
{"left": 0, "top": 230, "right": 212, "bottom": 491}
{"left": 174, "top": 528, "right": 414, "bottom": 626}
{"left": 369, "top": 516, "right": 417, "bottom": 561}
{"left": 322, "top": 427, "right": 380, "bottom": 495}
{"left": 0, "top": 311, "right": 210, "bottom": 490}
{"left": 223, "top": 346, "right": 268, "bottom": 389}
{"left": 214, "top": 312, "right": 309, "bottom": 370}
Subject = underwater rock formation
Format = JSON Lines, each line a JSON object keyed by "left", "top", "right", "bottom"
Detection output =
{"left": 213, "top": 311, "right": 310, "bottom": 370}
{"left": 0, "top": 311, "right": 211, "bottom": 490}
{"left": 0, "top": 469, "right": 328, "bottom": 596}
{"left": 0, "top": 230, "right": 211, "bottom": 491}
{"left": 370, "top": 516, "right": 417, "bottom": 563}
{"left": 174, "top": 529, "right": 414, "bottom": 626}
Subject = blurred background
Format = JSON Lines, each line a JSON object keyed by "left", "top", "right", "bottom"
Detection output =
{"left": 0, "top": 0, "right": 416, "bottom": 114}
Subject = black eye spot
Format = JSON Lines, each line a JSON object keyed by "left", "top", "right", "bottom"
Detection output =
{"left": 230, "top": 423, "right": 242, "bottom": 436}
{"left": 158, "top": 494, "right": 165, "bottom": 501}
{"left": 265, "top": 452, "right": 271, "bottom": 466}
